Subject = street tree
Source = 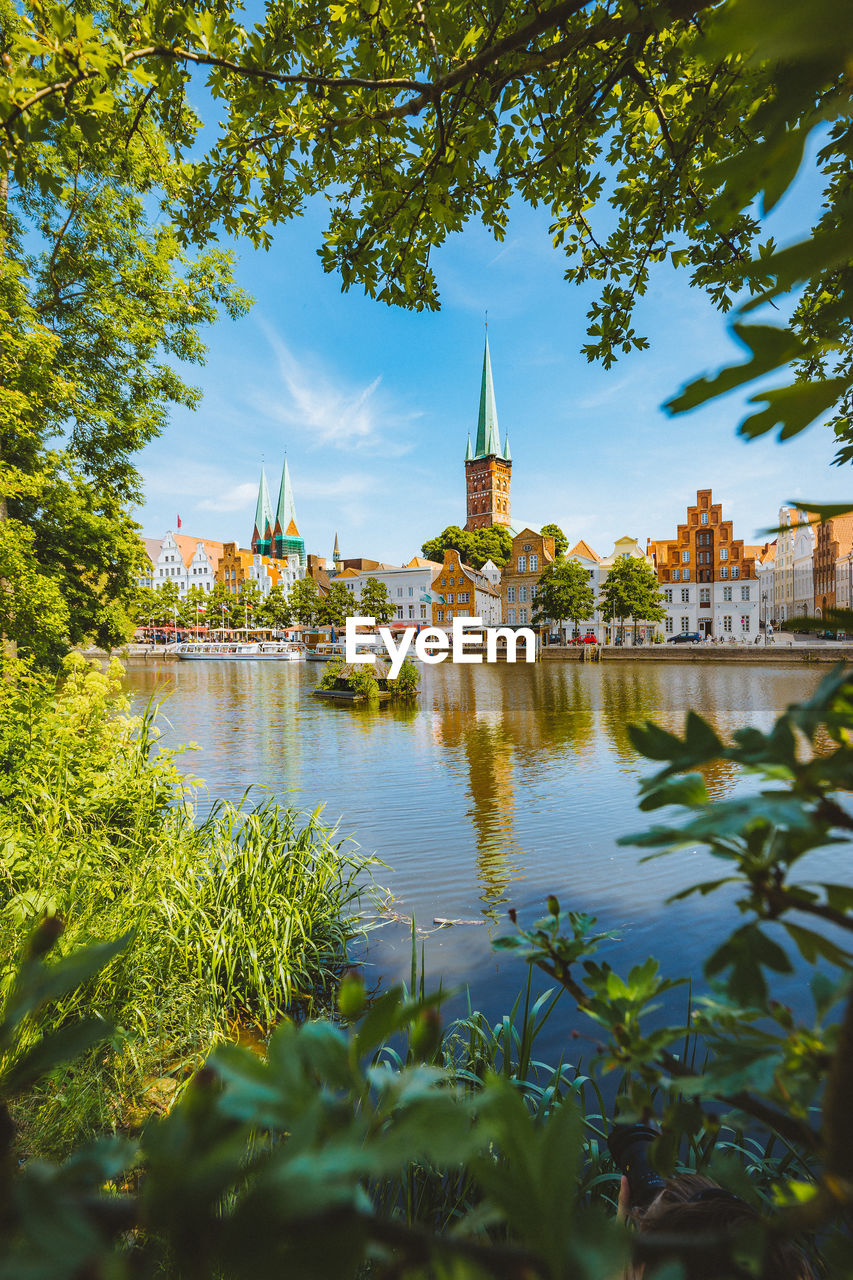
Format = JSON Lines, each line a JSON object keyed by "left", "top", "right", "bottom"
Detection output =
{"left": 261, "top": 585, "right": 293, "bottom": 632}
{"left": 599, "top": 555, "right": 666, "bottom": 643}
{"left": 318, "top": 581, "right": 359, "bottom": 630}
{"left": 207, "top": 583, "right": 240, "bottom": 632}
{"left": 236, "top": 580, "right": 263, "bottom": 629}
{"left": 288, "top": 578, "right": 320, "bottom": 628}
{"left": 533, "top": 559, "right": 594, "bottom": 638}
{"left": 359, "top": 578, "right": 395, "bottom": 626}
{"left": 540, "top": 525, "right": 569, "bottom": 559}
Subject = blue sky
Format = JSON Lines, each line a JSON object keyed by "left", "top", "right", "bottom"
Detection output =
{"left": 136, "top": 154, "right": 844, "bottom": 564}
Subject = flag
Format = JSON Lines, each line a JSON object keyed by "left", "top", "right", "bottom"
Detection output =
{"left": 196, "top": 604, "right": 206, "bottom": 614}
{"left": 177, "top": 514, "right": 182, "bottom": 529}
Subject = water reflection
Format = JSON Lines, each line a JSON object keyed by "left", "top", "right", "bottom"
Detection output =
{"left": 124, "top": 658, "right": 831, "bottom": 1045}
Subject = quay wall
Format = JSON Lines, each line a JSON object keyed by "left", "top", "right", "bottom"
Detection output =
{"left": 539, "top": 645, "right": 853, "bottom": 665}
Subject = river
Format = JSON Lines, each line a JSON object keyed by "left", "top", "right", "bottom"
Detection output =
{"left": 124, "top": 658, "right": 841, "bottom": 1058}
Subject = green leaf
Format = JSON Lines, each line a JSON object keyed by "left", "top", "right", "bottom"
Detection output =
{"left": 665, "top": 325, "right": 804, "bottom": 415}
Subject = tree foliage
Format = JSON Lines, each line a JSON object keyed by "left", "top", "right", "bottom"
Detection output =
{"left": 533, "top": 558, "right": 594, "bottom": 632}
{"left": 540, "top": 524, "right": 568, "bottom": 559}
{"left": 422, "top": 525, "right": 513, "bottom": 570}
{"left": 599, "top": 554, "right": 666, "bottom": 635}
{"left": 359, "top": 576, "right": 395, "bottom": 625}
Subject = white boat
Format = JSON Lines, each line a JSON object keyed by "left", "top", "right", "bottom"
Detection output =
{"left": 176, "top": 642, "right": 304, "bottom": 661}
{"left": 305, "top": 642, "right": 348, "bottom": 662}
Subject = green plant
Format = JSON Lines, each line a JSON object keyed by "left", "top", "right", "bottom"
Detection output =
{"left": 388, "top": 656, "right": 420, "bottom": 697}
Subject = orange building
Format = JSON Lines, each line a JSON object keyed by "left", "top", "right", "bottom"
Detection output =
{"left": 813, "top": 511, "right": 853, "bottom": 616}
{"left": 464, "top": 334, "right": 512, "bottom": 531}
{"left": 431, "top": 549, "right": 501, "bottom": 628}
{"left": 216, "top": 542, "right": 293, "bottom": 595}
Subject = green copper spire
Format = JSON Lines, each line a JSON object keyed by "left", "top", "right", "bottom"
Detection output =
{"left": 274, "top": 456, "right": 298, "bottom": 536}
{"left": 474, "top": 333, "right": 501, "bottom": 458}
{"left": 252, "top": 465, "right": 273, "bottom": 549}
{"left": 503, "top": 432, "right": 511, "bottom": 461}
{"left": 465, "top": 433, "right": 473, "bottom": 461}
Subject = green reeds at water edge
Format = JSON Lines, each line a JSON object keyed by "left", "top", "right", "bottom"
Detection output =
{"left": 0, "top": 655, "right": 374, "bottom": 1157}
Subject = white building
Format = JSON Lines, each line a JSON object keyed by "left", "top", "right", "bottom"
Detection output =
{"left": 152, "top": 531, "right": 224, "bottom": 596}
{"left": 792, "top": 517, "right": 816, "bottom": 618}
{"left": 775, "top": 508, "right": 798, "bottom": 624}
{"left": 755, "top": 543, "right": 777, "bottom": 632}
{"left": 597, "top": 536, "right": 661, "bottom": 643}
{"left": 479, "top": 558, "right": 502, "bottom": 588}
{"left": 343, "top": 558, "right": 441, "bottom": 625}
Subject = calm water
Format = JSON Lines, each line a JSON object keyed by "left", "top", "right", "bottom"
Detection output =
{"left": 125, "top": 659, "right": 841, "bottom": 1054}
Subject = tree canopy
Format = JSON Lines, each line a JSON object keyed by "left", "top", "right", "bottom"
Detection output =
{"left": 599, "top": 554, "right": 666, "bottom": 634}
{"left": 533, "top": 558, "right": 594, "bottom": 632}
{"left": 422, "top": 525, "right": 513, "bottom": 570}
{"left": 540, "top": 524, "right": 568, "bottom": 559}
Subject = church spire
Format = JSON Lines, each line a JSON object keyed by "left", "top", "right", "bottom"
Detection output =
{"left": 252, "top": 464, "right": 273, "bottom": 552}
{"left": 274, "top": 456, "right": 299, "bottom": 537}
{"left": 465, "top": 433, "right": 473, "bottom": 461}
{"left": 503, "top": 432, "right": 511, "bottom": 461}
{"left": 474, "top": 332, "right": 501, "bottom": 458}
{"left": 333, "top": 532, "right": 341, "bottom": 566}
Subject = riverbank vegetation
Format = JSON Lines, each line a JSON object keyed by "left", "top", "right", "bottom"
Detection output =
{"left": 316, "top": 656, "right": 420, "bottom": 701}
{"left": 0, "top": 654, "right": 371, "bottom": 1157}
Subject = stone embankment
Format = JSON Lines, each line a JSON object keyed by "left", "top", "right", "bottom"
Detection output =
{"left": 540, "top": 644, "right": 853, "bottom": 665}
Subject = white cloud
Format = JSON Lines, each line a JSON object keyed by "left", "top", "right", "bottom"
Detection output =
{"left": 249, "top": 321, "right": 420, "bottom": 453}
{"left": 198, "top": 482, "right": 257, "bottom": 513}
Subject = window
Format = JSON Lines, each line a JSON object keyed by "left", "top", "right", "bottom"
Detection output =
{"left": 529, "top": 554, "right": 538, "bottom": 572}
{"left": 665, "top": 617, "right": 673, "bottom": 633}
{"left": 446, "top": 593, "right": 454, "bottom": 603}
{"left": 446, "top": 610, "right": 453, "bottom": 621}
{"left": 700, "top": 588, "right": 710, "bottom": 604}
{"left": 408, "top": 606, "right": 414, "bottom": 618}
{"left": 683, "top": 570, "right": 690, "bottom": 581}
{"left": 458, "top": 592, "right": 470, "bottom": 603}
{"left": 508, "top": 609, "right": 516, "bottom": 624}
{"left": 720, "top": 548, "right": 728, "bottom": 561}
{"left": 732, "top": 567, "right": 740, "bottom": 579}
{"left": 519, "top": 585, "right": 528, "bottom": 602}
{"left": 436, "top": 610, "right": 443, "bottom": 621}
{"left": 396, "top": 607, "right": 403, "bottom": 619}
{"left": 701, "top": 512, "right": 708, "bottom": 524}
{"left": 723, "top": 615, "right": 732, "bottom": 632}
{"left": 741, "top": 586, "right": 750, "bottom": 601}
{"left": 664, "top": 589, "right": 673, "bottom": 603}
{"left": 681, "top": 588, "right": 690, "bottom": 603}
{"left": 743, "top": 615, "right": 750, "bottom": 631}
{"left": 723, "top": 586, "right": 732, "bottom": 601}
{"left": 682, "top": 550, "right": 690, "bottom": 563}
{"left": 397, "top": 587, "right": 403, "bottom": 596}
{"left": 672, "top": 569, "right": 680, "bottom": 581}
{"left": 420, "top": 605, "right": 427, "bottom": 619}
{"left": 507, "top": 586, "right": 516, "bottom": 602}
{"left": 408, "top": 587, "right": 414, "bottom": 596}
{"left": 721, "top": 566, "right": 729, "bottom": 579}
{"left": 520, "top": 609, "right": 528, "bottom": 623}
{"left": 681, "top": 616, "right": 689, "bottom": 631}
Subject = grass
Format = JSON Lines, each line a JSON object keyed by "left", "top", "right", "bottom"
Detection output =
{"left": 0, "top": 654, "right": 374, "bottom": 1157}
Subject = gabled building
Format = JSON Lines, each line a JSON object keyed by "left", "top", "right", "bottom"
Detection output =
{"left": 464, "top": 333, "right": 512, "bottom": 532}
{"left": 216, "top": 543, "right": 302, "bottom": 598}
{"left": 814, "top": 510, "right": 853, "bottom": 616}
{"left": 648, "top": 489, "right": 758, "bottom": 640}
{"left": 151, "top": 532, "right": 225, "bottom": 596}
{"left": 251, "top": 459, "right": 306, "bottom": 567}
{"left": 431, "top": 549, "right": 501, "bottom": 629}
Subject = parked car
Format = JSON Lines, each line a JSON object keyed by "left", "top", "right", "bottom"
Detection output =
{"left": 667, "top": 632, "right": 702, "bottom": 644}
{"left": 583, "top": 631, "right": 597, "bottom": 644}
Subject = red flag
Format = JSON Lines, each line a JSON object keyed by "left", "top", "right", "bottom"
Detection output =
{"left": 196, "top": 604, "right": 206, "bottom": 614}
{"left": 177, "top": 514, "right": 182, "bottom": 529}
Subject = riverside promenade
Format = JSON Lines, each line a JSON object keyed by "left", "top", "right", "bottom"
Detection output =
{"left": 539, "top": 642, "right": 853, "bottom": 665}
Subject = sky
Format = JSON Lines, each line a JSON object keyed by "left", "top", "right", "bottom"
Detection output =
{"left": 135, "top": 141, "right": 845, "bottom": 565}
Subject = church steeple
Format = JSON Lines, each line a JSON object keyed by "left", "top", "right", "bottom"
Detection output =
{"left": 474, "top": 333, "right": 501, "bottom": 458}
{"left": 274, "top": 456, "right": 299, "bottom": 538}
{"left": 252, "top": 465, "right": 273, "bottom": 554}
{"left": 333, "top": 532, "right": 341, "bottom": 568}
{"left": 464, "top": 328, "right": 512, "bottom": 533}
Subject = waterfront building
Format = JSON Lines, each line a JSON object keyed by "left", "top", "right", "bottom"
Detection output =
{"left": 432, "top": 549, "right": 501, "bottom": 629}
{"left": 217, "top": 542, "right": 302, "bottom": 598}
{"left": 559, "top": 539, "right": 603, "bottom": 642}
{"left": 598, "top": 536, "right": 659, "bottom": 643}
{"left": 138, "top": 537, "right": 161, "bottom": 589}
{"left": 347, "top": 559, "right": 442, "bottom": 625}
{"left": 500, "top": 529, "right": 555, "bottom": 627}
{"left": 479, "top": 558, "right": 502, "bottom": 588}
{"left": 836, "top": 546, "right": 853, "bottom": 614}
{"left": 755, "top": 542, "right": 777, "bottom": 631}
{"left": 793, "top": 516, "right": 816, "bottom": 617}
{"left": 647, "top": 490, "right": 759, "bottom": 640}
{"left": 814, "top": 510, "right": 853, "bottom": 617}
{"left": 775, "top": 508, "right": 798, "bottom": 624}
{"left": 152, "top": 531, "right": 224, "bottom": 596}
{"left": 464, "top": 334, "right": 513, "bottom": 532}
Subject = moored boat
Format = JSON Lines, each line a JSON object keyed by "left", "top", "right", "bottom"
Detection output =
{"left": 176, "top": 642, "right": 304, "bottom": 661}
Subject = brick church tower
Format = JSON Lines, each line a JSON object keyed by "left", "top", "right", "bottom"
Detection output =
{"left": 464, "top": 333, "right": 512, "bottom": 531}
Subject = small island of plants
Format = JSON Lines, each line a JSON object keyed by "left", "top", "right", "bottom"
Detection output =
{"left": 314, "top": 656, "right": 420, "bottom": 704}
